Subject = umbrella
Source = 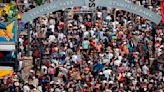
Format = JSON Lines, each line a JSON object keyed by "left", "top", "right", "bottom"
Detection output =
{"left": 0, "top": 23, "right": 6, "bottom": 30}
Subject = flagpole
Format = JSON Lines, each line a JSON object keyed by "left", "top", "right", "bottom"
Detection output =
{"left": 15, "top": 19, "right": 19, "bottom": 72}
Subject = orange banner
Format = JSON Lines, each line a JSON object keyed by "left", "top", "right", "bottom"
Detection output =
{"left": 160, "top": 1, "right": 164, "bottom": 24}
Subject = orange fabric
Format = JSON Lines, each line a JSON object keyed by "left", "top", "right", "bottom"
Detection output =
{"left": 0, "top": 70, "right": 13, "bottom": 79}
{"left": 123, "top": 45, "right": 129, "bottom": 54}
{"left": 97, "top": 44, "right": 102, "bottom": 52}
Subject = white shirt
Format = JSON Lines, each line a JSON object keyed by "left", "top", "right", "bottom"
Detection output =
{"left": 41, "top": 65, "right": 48, "bottom": 75}
{"left": 112, "top": 21, "right": 119, "bottom": 31}
{"left": 58, "top": 33, "right": 64, "bottom": 40}
{"left": 114, "top": 49, "right": 120, "bottom": 58}
{"left": 37, "top": 86, "right": 42, "bottom": 92}
{"left": 49, "top": 35, "right": 55, "bottom": 43}
{"left": 100, "top": 31, "right": 104, "bottom": 39}
{"left": 103, "top": 69, "right": 112, "bottom": 75}
{"left": 72, "top": 55, "right": 78, "bottom": 63}
{"left": 18, "top": 61, "right": 23, "bottom": 71}
{"left": 97, "top": 12, "right": 102, "bottom": 18}
{"left": 52, "top": 59, "right": 58, "bottom": 66}
{"left": 106, "top": 15, "right": 112, "bottom": 21}
{"left": 142, "top": 65, "right": 149, "bottom": 74}
{"left": 23, "top": 85, "right": 30, "bottom": 92}
{"left": 83, "top": 31, "right": 89, "bottom": 38}
{"left": 106, "top": 53, "right": 113, "bottom": 60}
{"left": 114, "top": 59, "right": 121, "bottom": 66}
{"left": 49, "top": 25, "right": 55, "bottom": 32}
{"left": 19, "top": 38, "right": 23, "bottom": 46}
{"left": 90, "top": 30, "right": 95, "bottom": 36}
{"left": 24, "top": 0, "right": 28, "bottom": 4}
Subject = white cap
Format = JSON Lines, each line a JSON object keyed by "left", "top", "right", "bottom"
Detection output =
{"left": 50, "top": 81, "right": 55, "bottom": 84}
{"left": 109, "top": 81, "right": 113, "bottom": 84}
{"left": 123, "top": 42, "right": 126, "bottom": 45}
{"left": 14, "top": 81, "right": 20, "bottom": 86}
{"left": 84, "top": 84, "right": 88, "bottom": 87}
{"left": 30, "top": 70, "right": 34, "bottom": 73}
{"left": 99, "top": 72, "right": 103, "bottom": 75}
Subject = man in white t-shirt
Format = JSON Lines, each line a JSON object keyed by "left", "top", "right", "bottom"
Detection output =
{"left": 58, "top": 33, "right": 65, "bottom": 40}
{"left": 83, "top": 31, "right": 90, "bottom": 38}
{"left": 23, "top": 83, "right": 30, "bottom": 92}
{"left": 49, "top": 35, "right": 55, "bottom": 43}
{"left": 142, "top": 64, "right": 149, "bottom": 75}
{"left": 112, "top": 20, "right": 119, "bottom": 31}
{"left": 103, "top": 68, "right": 112, "bottom": 81}
{"left": 106, "top": 52, "right": 113, "bottom": 61}
{"left": 18, "top": 60, "right": 24, "bottom": 72}
{"left": 114, "top": 59, "right": 121, "bottom": 66}
{"left": 49, "top": 24, "right": 55, "bottom": 33}
{"left": 106, "top": 14, "right": 112, "bottom": 22}
{"left": 90, "top": 28, "right": 95, "bottom": 37}
{"left": 41, "top": 65, "right": 48, "bottom": 75}
{"left": 97, "top": 11, "right": 102, "bottom": 18}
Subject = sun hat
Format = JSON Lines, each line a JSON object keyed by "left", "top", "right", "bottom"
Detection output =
{"left": 50, "top": 81, "right": 55, "bottom": 84}
{"left": 12, "top": 75, "right": 19, "bottom": 82}
{"left": 14, "top": 81, "right": 20, "bottom": 86}
{"left": 109, "top": 81, "right": 113, "bottom": 84}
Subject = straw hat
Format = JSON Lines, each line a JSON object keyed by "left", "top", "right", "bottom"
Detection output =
{"left": 103, "top": 59, "right": 108, "bottom": 64}
{"left": 84, "top": 84, "right": 88, "bottom": 87}
{"left": 109, "top": 81, "right": 113, "bottom": 84}
{"left": 12, "top": 75, "right": 19, "bottom": 82}
{"left": 51, "top": 63, "right": 55, "bottom": 67}
{"left": 109, "top": 49, "right": 113, "bottom": 53}
{"left": 99, "top": 72, "right": 103, "bottom": 75}
{"left": 50, "top": 81, "right": 55, "bottom": 84}
{"left": 12, "top": 78, "right": 19, "bottom": 82}
{"left": 130, "top": 77, "right": 134, "bottom": 80}
{"left": 14, "top": 81, "right": 20, "bottom": 86}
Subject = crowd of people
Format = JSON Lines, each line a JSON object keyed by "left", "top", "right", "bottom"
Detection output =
{"left": 0, "top": 0, "right": 163, "bottom": 92}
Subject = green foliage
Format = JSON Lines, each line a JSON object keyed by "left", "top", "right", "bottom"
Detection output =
{"left": 32, "top": 0, "right": 43, "bottom": 6}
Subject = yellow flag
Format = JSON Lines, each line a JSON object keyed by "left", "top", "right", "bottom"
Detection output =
{"left": 0, "top": 9, "right": 2, "bottom": 16}
{"left": 0, "top": 70, "right": 13, "bottom": 78}
{"left": 4, "top": 4, "right": 11, "bottom": 14}
{"left": 0, "top": 22, "right": 14, "bottom": 41}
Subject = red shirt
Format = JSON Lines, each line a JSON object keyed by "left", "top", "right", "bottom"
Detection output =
{"left": 0, "top": 53, "right": 4, "bottom": 57}
{"left": 23, "top": 40, "right": 28, "bottom": 47}
{"left": 90, "top": 42, "right": 95, "bottom": 48}
{"left": 85, "top": 22, "right": 91, "bottom": 27}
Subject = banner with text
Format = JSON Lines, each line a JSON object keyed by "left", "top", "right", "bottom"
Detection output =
{"left": 21, "top": 0, "right": 161, "bottom": 24}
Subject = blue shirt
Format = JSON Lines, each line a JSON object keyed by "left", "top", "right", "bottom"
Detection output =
{"left": 82, "top": 40, "right": 89, "bottom": 49}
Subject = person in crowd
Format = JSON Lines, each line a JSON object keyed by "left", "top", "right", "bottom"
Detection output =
{"left": 1, "top": 0, "right": 163, "bottom": 92}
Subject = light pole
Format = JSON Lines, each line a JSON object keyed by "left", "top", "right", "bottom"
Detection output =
{"left": 151, "top": 23, "right": 156, "bottom": 58}
{"left": 27, "top": 22, "right": 30, "bottom": 56}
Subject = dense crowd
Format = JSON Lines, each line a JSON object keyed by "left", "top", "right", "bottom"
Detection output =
{"left": 0, "top": 0, "right": 164, "bottom": 92}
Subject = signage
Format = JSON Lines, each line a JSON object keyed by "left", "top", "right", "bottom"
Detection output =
{"left": 21, "top": 0, "right": 161, "bottom": 24}
{"left": 0, "top": 45, "right": 15, "bottom": 51}
{"left": 97, "top": 0, "right": 161, "bottom": 24}
{"left": 0, "top": 21, "right": 17, "bottom": 44}
{"left": 22, "top": 0, "right": 85, "bottom": 23}
{"left": 89, "top": 0, "right": 96, "bottom": 9}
